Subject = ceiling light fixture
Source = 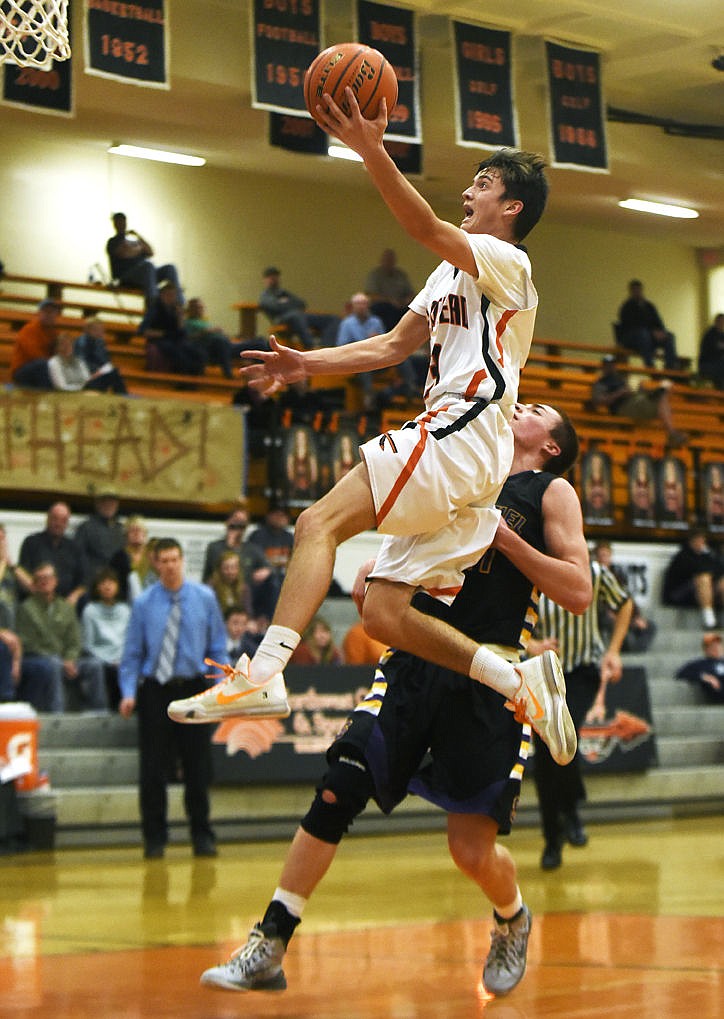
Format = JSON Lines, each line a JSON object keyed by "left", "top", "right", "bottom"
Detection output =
{"left": 328, "top": 144, "right": 363, "bottom": 163}
{"left": 618, "top": 198, "right": 699, "bottom": 219}
{"left": 108, "top": 143, "right": 206, "bottom": 167}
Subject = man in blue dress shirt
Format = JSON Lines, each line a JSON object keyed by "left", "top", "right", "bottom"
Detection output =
{"left": 119, "top": 537, "right": 228, "bottom": 859}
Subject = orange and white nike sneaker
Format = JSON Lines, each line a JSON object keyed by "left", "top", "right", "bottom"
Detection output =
{"left": 167, "top": 655, "right": 290, "bottom": 724}
{"left": 506, "top": 650, "right": 577, "bottom": 766}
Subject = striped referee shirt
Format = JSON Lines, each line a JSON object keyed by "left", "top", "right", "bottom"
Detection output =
{"left": 535, "top": 560, "right": 630, "bottom": 672}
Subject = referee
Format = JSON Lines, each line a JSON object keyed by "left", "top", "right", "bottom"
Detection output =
{"left": 528, "top": 555, "right": 633, "bottom": 870}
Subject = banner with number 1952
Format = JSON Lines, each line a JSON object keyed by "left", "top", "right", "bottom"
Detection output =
{"left": 85, "top": 0, "right": 168, "bottom": 89}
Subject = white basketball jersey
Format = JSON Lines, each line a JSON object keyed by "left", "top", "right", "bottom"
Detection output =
{"left": 409, "top": 234, "right": 537, "bottom": 415}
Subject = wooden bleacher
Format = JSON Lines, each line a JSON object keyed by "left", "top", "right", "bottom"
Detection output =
{"left": 2, "top": 271, "right": 723, "bottom": 528}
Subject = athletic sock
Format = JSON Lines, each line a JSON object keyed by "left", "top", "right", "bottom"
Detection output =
{"left": 702, "top": 606, "right": 717, "bottom": 629}
{"left": 493, "top": 887, "right": 523, "bottom": 922}
{"left": 263, "top": 889, "right": 306, "bottom": 947}
{"left": 248, "top": 626, "right": 301, "bottom": 685}
{"left": 469, "top": 645, "right": 519, "bottom": 700}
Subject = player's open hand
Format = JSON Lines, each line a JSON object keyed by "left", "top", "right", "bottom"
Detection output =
{"left": 239, "top": 335, "right": 306, "bottom": 396}
{"left": 315, "top": 87, "right": 388, "bottom": 155}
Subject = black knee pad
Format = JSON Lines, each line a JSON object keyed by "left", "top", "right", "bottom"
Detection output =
{"left": 300, "top": 754, "right": 374, "bottom": 844}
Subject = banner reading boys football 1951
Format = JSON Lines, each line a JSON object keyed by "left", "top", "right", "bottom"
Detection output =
{"left": 0, "top": 391, "right": 244, "bottom": 504}
{"left": 252, "top": 0, "right": 321, "bottom": 113}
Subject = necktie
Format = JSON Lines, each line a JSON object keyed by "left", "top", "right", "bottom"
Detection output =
{"left": 156, "top": 592, "right": 181, "bottom": 684}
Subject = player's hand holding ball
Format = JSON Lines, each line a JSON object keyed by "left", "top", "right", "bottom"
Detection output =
{"left": 304, "top": 42, "right": 398, "bottom": 145}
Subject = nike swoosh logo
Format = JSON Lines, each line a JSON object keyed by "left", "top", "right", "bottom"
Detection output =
{"left": 526, "top": 685, "right": 545, "bottom": 722}
{"left": 215, "top": 686, "right": 268, "bottom": 706}
{"left": 279, "top": 641, "right": 296, "bottom": 651}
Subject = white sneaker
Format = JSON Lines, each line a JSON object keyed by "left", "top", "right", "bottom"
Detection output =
{"left": 507, "top": 650, "right": 577, "bottom": 765}
{"left": 201, "top": 922, "right": 286, "bottom": 991}
{"left": 167, "top": 655, "right": 290, "bottom": 724}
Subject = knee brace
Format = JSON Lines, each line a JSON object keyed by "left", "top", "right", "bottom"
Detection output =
{"left": 301, "top": 755, "right": 374, "bottom": 844}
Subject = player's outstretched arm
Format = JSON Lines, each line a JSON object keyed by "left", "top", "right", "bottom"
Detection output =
{"left": 240, "top": 312, "right": 428, "bottom": 395}
{"left": 315, "top": 89, "right": 476, "bottom": 276}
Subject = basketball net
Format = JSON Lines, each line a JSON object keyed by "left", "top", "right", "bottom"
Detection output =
{"left": 0, "top": 0, "right": 70, "bottom": 67}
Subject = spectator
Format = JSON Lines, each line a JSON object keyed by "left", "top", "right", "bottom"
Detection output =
{"left": 291, "top": 615, "right": 342, "bottom": 665}
{"left": 201, "top": 503, "right": 268, "bottom": 591}
{"left": 75, "top": 493, "right": 126, "bottom": 599}
{"left": 697, "top": 313, "right": 724, "bottom": 389}
{"left": 118, "top": 537, "right": 227, "bottom": 859}
{"left": 364, "top": 248, "right": 415, "bottom": 331}
{"left": 590, "top": 355, "right": 686, "bottom": 447}
{"left": 662, "top": 528, "right": 724, "bottom": 630}
{"left": 140, "top": 282, "right": 206, "bottom": 376}
{"left": 224, "top": 605, "right": 262, "bottom": 661}
{"left": 81, "top": 567, "right": 131, "bottom": 711}
{"left": 16, "top": 562, "right": 107, "bottom": 713}
{"left": 342, "top": 620, "right": 387, "bottom": 665}
{"left": 207, "top": 549, "right": 250, "bottom": 616}
{"left": 0, "top": 523, "right": 32, "bottom": 623}
{"left": 185, "top": 298, "right": 243, "bottom": 379}
{"left": 48, "top": 331, "right": 127, "bottom": 395}
{"left": 336, "top": 291, "right": 388, "bottom": 411}
{"left": 10, "top": 298, "right": 58, "bottom": 388}
{"left": 675, "top": 631, "right": 724, "bottom": 703}
{"left": 246, "top": 504, "right": 294, "bottom": 621}
{"left": 73, "top": 318, "right": 129, "bottom": 393}
{"left": 0, "top": 612, "right": 21, "bottom": 703}
{"left": 592, "top": 540, "right": 657, "bottom": 653}
{"left": 616, "top": 279, "right": 678, "bottom": 369}
{"left": 109, "top": 515, "right": 156, "bottom": 603}
{"left": 19, "top": 501, "right": 87, "bottom": 608}
{"left": 259, "top": 267, "right": 339, "bottom": 348}
{"left": 106, "top": 212, "right": 183, "bottom": 310}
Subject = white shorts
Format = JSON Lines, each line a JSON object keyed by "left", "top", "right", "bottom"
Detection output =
{"left": 361, "top": 399, "right": 513, "bottom": 596}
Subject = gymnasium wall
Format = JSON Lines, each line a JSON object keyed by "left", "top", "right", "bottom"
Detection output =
{"left": 0, "top": 119, "right": 703, "bottom": 361}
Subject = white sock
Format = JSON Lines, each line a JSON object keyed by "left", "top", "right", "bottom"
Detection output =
{"left": 702, "top": 606, "right": 717, "bottom": 629}
{"left": 494, "top": 887, "right": 523, "bottom": 921}
{"left": 469, "top": 645, "right": 519, "bottom": 700}
{"left": 272, "top": 886, "right": 307, "bottom": 920}
{"left": 249, "top": 625, "right": 301, "bottom": 685}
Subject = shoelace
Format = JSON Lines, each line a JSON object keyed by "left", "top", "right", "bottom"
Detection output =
{"left": 488, "top": 922, "right": 524, "bottom": 970}
{"left": 504, "top": 696, "right": 528, "bottom": 724}
{"left": 227, "top": 928, "right": 272, "bottom": 973}
{"left": 204, "top": 657, "right": 240, "bottom": 683}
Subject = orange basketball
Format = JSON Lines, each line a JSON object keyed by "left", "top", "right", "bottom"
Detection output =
{"left": 304, "top": 43, "right": 398, "bottom": 125}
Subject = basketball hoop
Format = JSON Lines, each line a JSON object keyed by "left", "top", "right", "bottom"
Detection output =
{"left": 0, "top": 0, "right": 70, "bottom": 68}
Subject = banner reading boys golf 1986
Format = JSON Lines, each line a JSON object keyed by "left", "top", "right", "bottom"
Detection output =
{"left": 546, "top": 39, "right": 608, "bottom": 171}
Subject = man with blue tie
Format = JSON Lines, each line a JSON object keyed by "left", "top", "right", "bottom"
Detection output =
{"left": 119, "top": 538, "right": 228, "bottom": 859}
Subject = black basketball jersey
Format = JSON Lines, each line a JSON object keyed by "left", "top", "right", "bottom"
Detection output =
{"left": 412, "top": 469, "right": 555, "bottom": 649}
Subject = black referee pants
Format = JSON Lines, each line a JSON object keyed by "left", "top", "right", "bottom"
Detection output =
{"left": 136, "top": 677, "right": 214, "bottom": 849}
{"left": 532, "top": 663, "right": 600, "bottom": 846}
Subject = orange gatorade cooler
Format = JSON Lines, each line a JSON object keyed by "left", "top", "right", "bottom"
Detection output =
{"left": 0, "top": 702, "right": 39, "bottom": 791}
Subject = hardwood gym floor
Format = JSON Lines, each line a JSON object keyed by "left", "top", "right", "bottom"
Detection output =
{"left": 1, "top": 815, "right": 722, "bottom": 1018}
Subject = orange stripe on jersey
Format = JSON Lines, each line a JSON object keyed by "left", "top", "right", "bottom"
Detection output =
{"left": 464, "top": 369, "right": 488, "bottom": 399}
{"left": 425, "top": 584, "right": 462, "bottom": 599}
{"left": 495, "top": 310, "right": 516, "bottom": 364}
{"left": 375, "top": 406, "right": 449, "bottom": 527}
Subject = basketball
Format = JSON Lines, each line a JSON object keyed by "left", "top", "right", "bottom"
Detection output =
{"left": 304, "top": 43, "right": 398, "bottom": 125}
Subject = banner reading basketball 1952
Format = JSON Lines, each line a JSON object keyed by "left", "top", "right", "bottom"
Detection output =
{"left": 85, "top": 0, "right": 168, "bottom": 88}
{"left": 252, "top": 0, "right": 321, "bottom": 113}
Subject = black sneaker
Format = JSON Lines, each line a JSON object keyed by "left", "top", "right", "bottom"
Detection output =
{"left": 565, "top": 813, "right": 588, "bottom": 847}
{"left": 201, "top": 922, "right": 286, "bottom": 992}
{"left": 541, "top": 843, "right": 562, "bottom": 870}
{"left": 482, "top": 905, "right": 532, "bottom": 996}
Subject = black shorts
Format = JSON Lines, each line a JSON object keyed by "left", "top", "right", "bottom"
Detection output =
{"left": 327, "top": 650, "right": 529, "bottom": 834}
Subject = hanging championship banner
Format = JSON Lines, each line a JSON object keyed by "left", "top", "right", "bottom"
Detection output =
{"left": 357, "top": 0, "right": 420, "bottom": 143}
{"left": 252, "top": 0, "right": 321, "bottom": 113}
{"left": 2, "top": 0, "right": 73, "bottom": 115}
{"left": 452, "top": 21, "right": 516, "bottom": 149}
{"left": 545, "top": 40, "right": 608, "bottom": 171}
{"left": 85, "top": 0, "right": 168, "bottom": 88}
{"left": 270, "top": 111, "right": 328, "bottom": 155}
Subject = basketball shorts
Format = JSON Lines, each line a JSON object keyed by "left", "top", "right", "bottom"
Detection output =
{"left": 361, "top": 399, "right": 513, "bottom": 594}
{"left": 327, "top": 649, "right": 530, "bottom": 834}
